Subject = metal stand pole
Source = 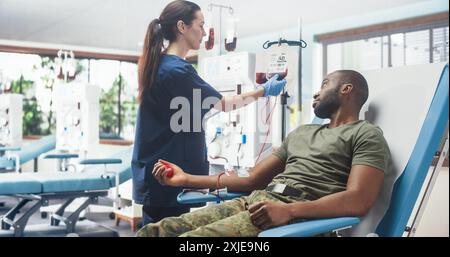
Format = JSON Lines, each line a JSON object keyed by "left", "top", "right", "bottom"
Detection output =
{"left": 208, "top": 3, "right": 234, "bottom": 56}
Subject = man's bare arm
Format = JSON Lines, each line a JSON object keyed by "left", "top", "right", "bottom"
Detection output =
{"left": 287, "top": 165, "right": 385, "bottom": 219}
{"left": 248, "top": 164, "right": 385, "bottom": 229}
{"left": 153, "top": 154, "right": 285, "bottom": 192}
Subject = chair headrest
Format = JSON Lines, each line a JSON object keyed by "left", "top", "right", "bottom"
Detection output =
{"left": 345, "top": 63, "right": 448, "bottom": 236}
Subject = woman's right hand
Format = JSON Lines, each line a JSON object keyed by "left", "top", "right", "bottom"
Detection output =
{"left": 152, "top": 159, "right": 188, "bottom": 187}
{"left": 258, "top": 74, "right": 287, "bottom": 97}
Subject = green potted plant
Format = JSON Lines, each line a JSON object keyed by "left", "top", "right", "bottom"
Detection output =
{"left": 10, "top": 75, "right": 44, "bottom": 136}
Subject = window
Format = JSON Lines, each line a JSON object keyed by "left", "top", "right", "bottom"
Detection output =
{"left": 93, "top": 59, "right": 138, "bottom": 140}
{"left": 327, "top": 37, "right": 383, "bottom": 72}
{"left": 390, "top": 33, "right": 405, "bottom": 67}
{"left": 0, "top": 51, "right": 139, "bottom": 141}
{"left": 433, "top": 27, "right": 449, "bottom": 63}
{"left": 318, "top": 13, "right": 449, "bottom": 74}
{"left": 0, "top": 52, "right": 51, "bottom": 136}
{"left": 405, "top": 30, "right": 430, "bottom": 66}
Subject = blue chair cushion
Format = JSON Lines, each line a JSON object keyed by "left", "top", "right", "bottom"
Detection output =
{"left": 0, "top": 147, "right": 21, "bottom": 151}
{"left": 19, "top": 135, "right": 56, "bottom": 164}
{"left": 44, "top": 153, "right": 79, "bottom": 159}
{"left": 25, "top": 172, "right": 111, "bottom": 193}
{"left": 0, "top": 173, "right": 42, "bottom": 195}
{"left": 79, "top": 158, "right": 122, "bottom": 165}
{"left": 0, "top": 158, "right": 15, "bottom": 169}
{"left": 0, "top": 147, "right": 132, "bottom": 194}
{"left": 81, "top": 148, "right": 132, "bottom": 186}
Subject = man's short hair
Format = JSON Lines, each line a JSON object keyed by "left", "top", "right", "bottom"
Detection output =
{"left": 336, "top": 70, "right": 369, "bottom": 109}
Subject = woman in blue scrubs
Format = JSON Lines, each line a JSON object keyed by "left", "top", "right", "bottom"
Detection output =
{"left": 132, "top": 0, "right": 286, "bottom": 225}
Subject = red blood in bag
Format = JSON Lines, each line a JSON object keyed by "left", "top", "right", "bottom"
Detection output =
{"left": 225, "top": 37, "right": 237, "bottom": 52}
{"left": 267, "top": 68, "right": 288, "bottom": 80}
{"left": 57, "top": 67, "right": 64, "bottom": 80}
{"left": 205, "top": 28, "right": 215, "bottom": 50}
{"left": 256, "top": 72, "right": 268, "bottom": 84}
{"left": 256, "top": 69, "right": 288, "bottom": 84}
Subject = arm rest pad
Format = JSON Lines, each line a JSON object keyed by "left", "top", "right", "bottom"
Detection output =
{"left": 79, "top": 158, "right": 122, "bottom": 165}
{"left": 258, "top": 217, "right": 360, "bottom": 237}
{"left": 177, "top": 191, "right": 248, "bottom": 204}
{"left": 0, "top": 146, "right": 21, "bottom": 152}
{"left": 44, "top": 153, "right": 79, "bottom": 159}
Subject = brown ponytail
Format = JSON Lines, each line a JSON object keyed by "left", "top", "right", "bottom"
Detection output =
{"left": 138, "top": 19, "right": 163, "bottom": 103}
{"left": 137, "top": 0, "right": 201, "bottom": 103}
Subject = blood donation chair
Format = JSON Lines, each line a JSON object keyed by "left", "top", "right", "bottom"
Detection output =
{"left": 178, "top": 63, "right": 449, "bottom": 237}
{"left": 0, "top": 147, "right": 132, "bottom": 237}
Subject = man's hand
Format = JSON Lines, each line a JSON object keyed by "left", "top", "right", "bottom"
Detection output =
{"left": 152, "top": 159, "right": 187, "bottom": 187}
{"left": 248, "top": 201, "right": 292, "bottom": 230}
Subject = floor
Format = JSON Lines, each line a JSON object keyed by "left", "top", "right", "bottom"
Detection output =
{"left": 412, "top": 167, "right": 449, "bottom": 237}
{"left": 0, "top": 143, "right": 138, "bottom": 237}
{"left": 0, "top": 196, "right": 137, "bottom": 237}
{"left": 1, "top": 167, "right": 448, "bottom": 237}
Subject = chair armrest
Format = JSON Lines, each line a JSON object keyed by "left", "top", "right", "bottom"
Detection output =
{"left": 79, "top": 158, "right": 122, "bottom": 165}
{"left": 44, "top": 153, "right": 79, "bottom": 159}
{"left": 177, "top": 191, "right": 248, "bottom": 204}
{"left": 0, "top": 146, "right": 21, "bottom": 152}
{"left": 0, "top": 157, "right": 15, "bottom": 168}
{"left": 258, "top": 217, "right": 360, "bottom": 237}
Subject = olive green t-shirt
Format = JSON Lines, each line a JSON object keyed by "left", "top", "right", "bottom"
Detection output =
{"left": 271, "top": 120, "right": 390, "bottom": 200}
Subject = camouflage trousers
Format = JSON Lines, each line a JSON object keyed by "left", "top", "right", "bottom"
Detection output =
{"left": 136, "top": 190, "right": 301, "bottom": 237}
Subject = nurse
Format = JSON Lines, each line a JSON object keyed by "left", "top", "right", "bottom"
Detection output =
{"left": 132, "top": 0, "right": 286, "bottom": 225}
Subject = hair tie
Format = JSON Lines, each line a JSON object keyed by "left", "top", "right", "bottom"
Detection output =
{"left": 154, "top": 19, "right": 162, "bottom": 30}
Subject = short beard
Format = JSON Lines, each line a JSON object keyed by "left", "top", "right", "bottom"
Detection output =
{"left": 313, "top": 93, "right": 341, "bottom": 119}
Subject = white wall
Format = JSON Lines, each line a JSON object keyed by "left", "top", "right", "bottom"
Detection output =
{"left": 413, "top": 167, "right": 449, "bottom": 237}
{"left": 230, "top": 0, "right": 448, "bottom": 124}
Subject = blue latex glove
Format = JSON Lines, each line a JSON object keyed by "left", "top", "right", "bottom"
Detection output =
{"left": 258, "top": 74, "right": 287, "bottom": 97}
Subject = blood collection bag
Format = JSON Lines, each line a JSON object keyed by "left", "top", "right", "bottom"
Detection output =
{"left": 204, "top": 11, "right": 215, "bottom": 51}
{"left": 255, "top": 72, "right": 268, "bottom": 84}
{"left": 255, "top": 44, "right": 297, "bottom": 94}
{"left": 224, "top": 18, "right": 238, "bottom": 52}
{"left": 205, "top": 28, "right": 215, "bottom": 50}
{"left": 255, "top": 69, "right": 289, "bottom": 84}
{"left": 255, "top": 47, "right": 289, "bottom": 83}
{"left": 266, "top": 50, "right": 289, "bottom": 81}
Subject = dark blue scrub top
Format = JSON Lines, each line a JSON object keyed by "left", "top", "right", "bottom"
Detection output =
{"left": 132, "top": 54, "right": 222, "bottom": 207}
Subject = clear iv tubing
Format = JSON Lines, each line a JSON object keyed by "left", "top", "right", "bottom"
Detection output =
{"left": 255, "top": 96, "right": 278, "bottom": 164}
{"left": 205, "top": 109, "right": 221, "bottom": 144}
{"left": 209, "top": 156, "right": 229, "bottom": 165}
{"left": 236, "top": 126, "right": 244, "bottom": 169}
{"left": 261, "top": 96, "right": 275, "bottom": 125}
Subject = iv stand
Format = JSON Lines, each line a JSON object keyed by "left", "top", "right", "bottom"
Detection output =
{"left": 56, "top": 50, "right": 75, "bottom": 83}
{"left": 262, "top": 37, "right": 307, "bottom": 141}
{"left": 298, "top": 18, "right": 303, "bottom": 114}
{"left": 208, "top": 3, "right": 234, "bottom": 55}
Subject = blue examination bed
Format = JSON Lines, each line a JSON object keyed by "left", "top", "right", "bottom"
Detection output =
{"left": 0, "top": 147, "right": 132, "bottom": 237}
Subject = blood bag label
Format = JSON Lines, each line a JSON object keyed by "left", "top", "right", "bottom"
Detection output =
{"left": 268, "top": 52, "right": 288, "bottom": 74}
